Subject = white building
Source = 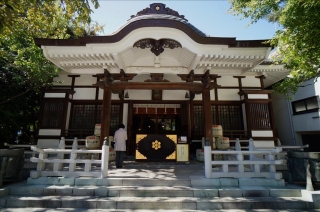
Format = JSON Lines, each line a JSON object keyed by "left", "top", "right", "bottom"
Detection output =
{"left": 272, "top": 78, "right": 320, "bottom": 151}
{"left": 34, "top": 3, "right": 289, "bottom": 161}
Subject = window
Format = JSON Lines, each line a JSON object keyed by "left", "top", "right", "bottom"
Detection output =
{"left": 292, "top": 96, "right": 320, "bottom": 114}
{"left": 69, "top": 104, "right": 102, "bottom": 136}
{"left": 193, "top": 104, "right": 244, "bottom": 139}
{"left": 41, "top": 101, "right": 64, "bottom": 128}
{"left": 249, "top": 103, "right": 271, "bottom": 129}
{"left": 212, "top": 105, "right": 243, "bottom": 130}
{"left": 68, "top": 103, "right": 121, "bottom": 137}
{"left": 193, "top": 105, "right": 204, "bottom": 138}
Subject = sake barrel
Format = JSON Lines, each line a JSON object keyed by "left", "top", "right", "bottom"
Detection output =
{"left": 94, "top": 124, "right": 101, "bottom": 136}
{"left": 196, "top": 149, "right": 204, "bottom": 161}
{"left": 216, "top": 137, "right": 230, "bottom": 150}
{"left": 86, "top": 135, "right": 100, "bottom": 149}
{"left": 212, "top": 125, "right": 223, "bottom": 137}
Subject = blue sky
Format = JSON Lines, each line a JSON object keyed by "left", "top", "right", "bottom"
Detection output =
{"left": 90, "top": 1, "right": 280, "bottom": 40}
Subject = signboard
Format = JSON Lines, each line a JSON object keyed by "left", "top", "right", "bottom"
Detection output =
{"left": 136, "top": 134, "right": 177, "bottom": 161}
{"left": 176, "top": 144, "right": 189, "bottom": 162}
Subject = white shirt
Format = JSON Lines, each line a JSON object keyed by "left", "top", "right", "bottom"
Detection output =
{"left": 114, "top": 128, "right": 127, "bottom": 151}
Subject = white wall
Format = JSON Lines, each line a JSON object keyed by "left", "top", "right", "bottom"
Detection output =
{"left": 217, "top": 89, "right": 240, "bottom": 101}
{"left": 271, "top": 93, "right": 295, "bottom": 145}
{"left": 75, "top": 75, "right": 97, "bottom": 86}
{"left": 242, "top": 76, "right": 261, "bottom": 87}
{"left": 272, "top": 78, "right": 320, "bottom": 146}
{"left": 292, "top": 112, "right": 320, "bottom": 132}
{"left": 74, "top": 88, "right": 96, "bottom": 100}
{"left": 217, "top": 76, "right": 238, "bottom": 86}
{"left": 292, "top": 78, "right": 317, "bottom": 101}
{"left": 163, "top": 90, "right": 186, "bottom": 100}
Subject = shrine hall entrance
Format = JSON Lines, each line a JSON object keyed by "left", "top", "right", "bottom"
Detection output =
{"left": 127, "top": 103, "right": 190, "bottom": 160}
{"left": 132, "top": 114, "right": 181, "bottom": 135}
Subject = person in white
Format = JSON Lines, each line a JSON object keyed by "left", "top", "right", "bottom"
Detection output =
{"left": 114, "top": 124, "right": 127, "bottom": 168}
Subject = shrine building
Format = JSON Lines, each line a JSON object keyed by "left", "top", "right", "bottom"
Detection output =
{"left": 34, "top": 3, "right": 289, "bottom": 161}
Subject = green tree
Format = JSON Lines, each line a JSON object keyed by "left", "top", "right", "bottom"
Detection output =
{"left": 228, "top": 0, "right": 320, "bottom": 95}
{"left": 0, "top": 0, "right": 102, "bottom": 144}
{"left": 0, "top": 0, "right": 99, "bottom": 33}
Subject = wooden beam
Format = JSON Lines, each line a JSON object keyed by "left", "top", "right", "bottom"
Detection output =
{"left": 109, "top": 82, "right": 204, "bottom": 91}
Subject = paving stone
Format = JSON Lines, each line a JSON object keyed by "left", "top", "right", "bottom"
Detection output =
{"left": 122, "top": 179, "right": 190, "bottom": 187}
{"left": 220, "top": 178, "right": 239, "bottom": 187}
{"left": 72, "top": 187, "right": 96, "bottom": 196}
{"left": 27, "top": 177, "right": 75, "bottom": 185}
{"left": 193, "top": 187, "right": 219, "bottom": 197}
{"left": 116, "top": 197, "right": 197, "bottom": 210}
{"left": 0, "top": 188, "right": 9, "bottom": 198}
{"left": 240, "top": 186, "right": 269, "bottom": 197}
{"left": 218, "top": 187, "right": 242, "bottom": 197}
{"left": 196, "top": 197, "right": 224, "bottom": 210}
{"left": 239, "top": 178, "right": 285, "bottom": 187}
{"left": 190, "top": 176, "right": 220, "bottom": 187}
{"left": 61, "top": 196, "right": 98, "bottom": 208}
{"left": 9, "top": 186, "right": 44, "bottom": 196}
{"left": 94, "top": 187, "right": 108, "bottom": 197}
{"left": 268, "top": 188, "right": 302, "bottom": 197}
{"left": 43, "top": 186, "right": 73, "bottom": 196}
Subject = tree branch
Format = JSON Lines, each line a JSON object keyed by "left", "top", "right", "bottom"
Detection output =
{"left": 0, "top": 87, "right": 31, "bottom": 105}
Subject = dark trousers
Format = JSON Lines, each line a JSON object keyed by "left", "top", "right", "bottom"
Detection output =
{"left": 116, "top": 151, "right": 125, "bottom": 168}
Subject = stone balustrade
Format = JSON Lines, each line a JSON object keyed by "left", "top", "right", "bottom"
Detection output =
{"left": 29, "top": 138, "right": 109, "bottom": 179}
{"left": 204, "top": 144, "right": 284, "bottom": 180}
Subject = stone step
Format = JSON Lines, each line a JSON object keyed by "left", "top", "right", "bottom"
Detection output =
{"left": 3, "top": 209, "right": 320, "bottom": 212}
{"left": 0, "top": 196, "right": 314, "bottom": 210}
{"left": 26, "top": 176, "right": 287, "bottom": 187}
{"left": 4, "top": 184, "right": 303, "bottom": 198}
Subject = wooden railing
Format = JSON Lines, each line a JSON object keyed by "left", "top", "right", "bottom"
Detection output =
{"left": 29, "top": 138, "right": 110, "bottom": 179}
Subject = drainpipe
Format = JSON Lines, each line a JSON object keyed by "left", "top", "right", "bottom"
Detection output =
{"left": 286, "top": 97, "right": 296, "bottom": 146}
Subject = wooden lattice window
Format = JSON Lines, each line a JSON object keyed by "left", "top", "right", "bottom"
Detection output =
{"left": 216, "top": 105, "right": 243, "bottom": 130}
{"left": 193, "top": 105, "right": 204, "bottom": 138}
{"left": 249, "top": 103, "right": 271, "bottom": 129}
{"left": 110, "top": 104, "right": 121, "bottom": 133}
{"left": 68, "top": 103, "right": 121, "bottom": 137}
{"left": 69, "top": 105, "right": 102, "bottom": 130}
{"left": 41, "top": 101, "right": 64, "bottom": 128}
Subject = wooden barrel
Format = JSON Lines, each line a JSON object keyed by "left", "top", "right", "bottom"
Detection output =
{"left": 86, "top": 135, "right": 100, "bottom": 149}
{"left": 94, "top": 124, "right": 101, "bottom": 136}
{"left": 212, "top": 125, "right": 223, "bottom": 137}
{"left": 196, "top": 149, "right": 204, "bottom": 161}
{"left": 216, "top": 137, "right": 230, "bottom": 150}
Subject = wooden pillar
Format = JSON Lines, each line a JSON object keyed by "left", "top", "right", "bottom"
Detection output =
{"left": 202, "top": 88, "right": 213, "bottom": 148}
{"left": 127, "top": 100, "right": 134, "bottom": 155}
{"left": 100, "top": 87, "right": 112, "bottom": 149}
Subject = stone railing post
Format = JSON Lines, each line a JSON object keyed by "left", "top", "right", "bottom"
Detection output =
{"left": 235, "top": 138, "right": 241, "bottom": 151}
{"left": 101, "top": 137, "right": 109, "bottom": 178}
{"left": 204, "top": 138, "right": 212, "bottom": 178}
{"left": 53, "top": 137, "right": 65, "bottom": 171}
{"left": 72, "top": 137, "right": 78, "bottom": 150}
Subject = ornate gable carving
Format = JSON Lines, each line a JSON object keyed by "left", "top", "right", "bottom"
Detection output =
{"left": 144, "top": 73, "right": 170, "bottom": 82}
{"left": 130, "top": 3, "right": 187, "bottom": 21}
